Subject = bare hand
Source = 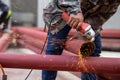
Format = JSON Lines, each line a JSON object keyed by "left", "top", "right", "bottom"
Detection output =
{"left": 68, "top": 13, "right": 84, "bottom": 30}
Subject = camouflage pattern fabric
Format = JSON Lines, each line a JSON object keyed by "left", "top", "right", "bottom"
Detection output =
{"left": 81, "top": 0, "right": 120, "bottom": 30}
{"left": 43, "top": 0, "right": 120, "bottom": 34}
{"left": 43, "top": 0, "right": 81, "bottom": 34}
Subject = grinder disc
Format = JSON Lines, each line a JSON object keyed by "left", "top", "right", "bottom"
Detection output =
{"left": 79, "top": 42, "right": 95, "bottom": 58}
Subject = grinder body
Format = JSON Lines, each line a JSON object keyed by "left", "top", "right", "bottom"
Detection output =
{"left": 62, "top": 12, "right": 96, "bottom": 57}
{"left": 62, "top": 12, "right": 95, "bottom": 42}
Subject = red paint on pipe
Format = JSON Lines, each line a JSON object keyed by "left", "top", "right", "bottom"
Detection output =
{"left": 20, "top": 35, "right": 76, "bottom": 55}
{"left": 12, "top": 27, "right": 47, "bottom": 41}
{"left": 69, "top": 29, "right": 120, "bottom": 39}
{"left": 62, "top": 50, "right": 77, "bottom": 56}
{"left": 12, "top": 27, "right": 120, "bottom": 52}
{"left": 19, "top": 35, "right": 46, "bottom": 49}
{"left": 101, "top": 29, "right": 120, "bottom": 39}
{"left": 65, "top": 39, "right": 84, "bottom": 54}
{"left": 0, "top": 33, "right": 11, "bottom": 52}
{"left": 17, "top": 39, "right": 42, "bottom": 54}
{"left": 14, "top": 29, "right": 82, "bottom": 54}
{"left": 65, "top": 38, "right": 120, "bottom": 53}
{"left": 12, "top": 27, "right": 47, "bottom": 32}
{"left": 15, "top": 29, "right": 76, "bottom": 55}
{"left": 0, "top": 54, "right": 120, "bottom": 73}
{"left": 102, "top": 39, "right": 120, "bottom": 51}
{"left": 12, "top": 27, "right": 120, "bottom": 38}
{"left": 17, "top": 30, "right": 120, "bottom": 53}
{"left": 17, "top": 39, "right": 76, "bottom": 56}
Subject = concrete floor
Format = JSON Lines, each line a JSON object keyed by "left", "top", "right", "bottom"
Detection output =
{"left": 0, "top": 48, "right": 120, "bottom": 80}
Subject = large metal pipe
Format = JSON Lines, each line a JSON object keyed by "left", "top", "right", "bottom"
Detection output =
{"left": 17, "top": 39, "right": 42, "bottom": 54}
{"left": 19, "top": 34, "right": 45, "bottom": 49}
{"left": 101, "top": 29, "right": 120, "bottom": 39}
{"left": 13, "top": 28, "right": 80, "bottom": 55}
{"left": 17, "top": 39, "right": 76, "bottom": 56}
{"left": 12, "top": 27, "right": 120, "bottom": 38}
{"left": 68, "top": 29, "right": 120, "bottom": 39}
{"left": 12, "top": 27, "right": 47, "bottom": 41}
{"left": 0, "top": 54, "right": 120, "bottom": 73}
{"left": 102, "top": 39, "right": 120, "bottom": 51}
{"left": 12, "top": 27, "right": 120, "bottom": 52}
{"left": 0, "top": 33, "right": 11, "bottom": 52}
{"left": 65, "top": 39, "right": 84, "bottom": 54}
{"left": 18, "top": 33, "right": 83, "bottom": 55}
{"left": 65, "top": 38, "right": 120, "bottom": 53}
{"left": 17, "top": 29, "right": 120, "bottom": 53}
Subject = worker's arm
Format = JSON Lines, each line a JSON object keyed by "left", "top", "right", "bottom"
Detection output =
{"left": 56, "top": 0, "right": 84, "bottom": 29}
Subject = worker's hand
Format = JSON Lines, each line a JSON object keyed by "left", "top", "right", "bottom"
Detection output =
{"left": 68, "top": 13, "right": 84, "bottom": 30}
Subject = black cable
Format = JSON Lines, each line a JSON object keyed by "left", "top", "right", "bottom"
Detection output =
{"left": 40, "top": 14, "right": 62, "bottom": 55}
{"left": 43, "top": 23, "right": 47, "bottom": 32}
{"left": 0, "top": 64, "right": 7, "bottom": 80}
{"left": 24, "top": 24, "right": 47, "bottom": 80}
{"left": 24, "top": 69, "right": 33, "bottom": 80}
{"left": 24, "top": 14, "right": 62, "bottom": 80}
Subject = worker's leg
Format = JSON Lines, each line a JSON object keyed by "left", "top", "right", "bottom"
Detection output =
{"left": 81, "top": 34, "right": 102, "bottom": 80}
{"left": 42, "top": 25, "right": 71, "bottom": 80}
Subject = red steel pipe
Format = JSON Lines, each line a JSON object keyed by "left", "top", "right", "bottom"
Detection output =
{"left": 12, "top": 27, "right": 120, "bottom": 38}
{"left": 0, "top": 53, "right": 120, "bottom": 73}
{"left": 17, "top": 34, "right": 120, "bottom": 56}
{"left": 0, "top": 33, "right": 11, "bottom": 52}
{"left": 15, "top": 29, "right": 80, "bottom": 55}
{"left": 19, "top": 35, "right": 45, "bottom": 49}
{"left": 66, "top": 38, "right": 120, "bottom": 53}
{"left": 18, "top": 37, "right": 76, "bottom": 56}
{"left": 62, "top": 50, "right": 77, "bottom": 56}
{"left": 14, "top": 29, "right": 83, "bottom": 54}
{"left": 18, "top": 34, "right": 83, "bottom": 55}
{"left": 12, "top": 26, "right": 45, "bottom": 31}
{"left": 17, "top": 30, "right": 120, "bottom": 53}
{"left": 102, "top": 39, "right": 120, "bottom": 51}
{"left": 12, "top": 27, "right": 47, "bottom": 32}
{"left": 101, "top": 29, "right": 120, "bottom": 39}
{"left": 17, "top": 39, "right": 43, "bottom": 54}
{"left": 68, "top": 29, "right": 120, "bottom": 39}
{"left": 10, "top": 27, "right": 120, "bottom": 79}
{"left": 12, "top": 27, "right": 47, "bottom": 41}
{"left": 12, "top": 27, "right": 120, "bottom": 52}
{"left": 65, "top": 39, "right": 84, "bottom": 54}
